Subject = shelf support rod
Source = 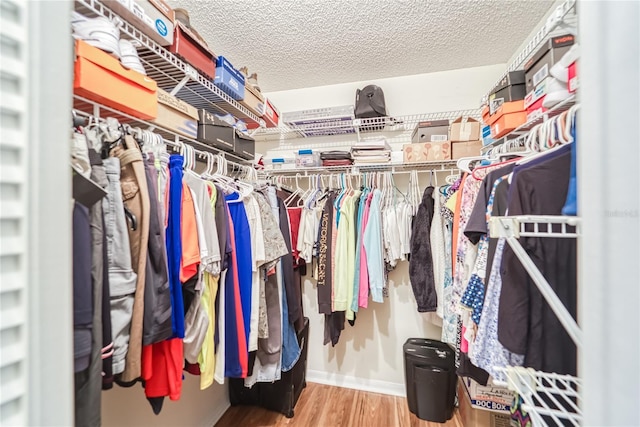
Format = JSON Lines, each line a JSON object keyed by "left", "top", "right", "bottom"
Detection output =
{"left": 169, "top": 74, "right": 191, "bottom": 96}
{"left": 493, "top": 220, "right": 583, "bottom": 347}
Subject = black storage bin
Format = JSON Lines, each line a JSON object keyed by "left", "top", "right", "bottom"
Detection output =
{"left": 229, "top": 317, "right": 309, "bottom": 418}
{"left": 233, "top": 129, "right": 255, "bottom": 160}
{"left": 403, "top": 338, "right": 456, "bottom": 422}
{"left": 196, "top": 109, "right": 235, "bottom": 152}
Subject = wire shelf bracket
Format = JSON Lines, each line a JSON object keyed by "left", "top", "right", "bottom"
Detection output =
{"left": 489, "top": 215, "right": 583, "bottom": 348}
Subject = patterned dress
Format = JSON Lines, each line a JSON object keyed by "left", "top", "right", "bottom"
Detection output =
{"left": 470, "top": 238, "right": 525, "bottom": 380}
{"left": 460, "top": 175, "right": 506, "bottom": 325}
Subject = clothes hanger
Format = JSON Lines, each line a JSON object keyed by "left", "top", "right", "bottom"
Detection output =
{"left": 456, "top": 156, "right": 485, "bottom": 174}
{"left": 284, "top": 173, "right": 301, "bottom": 207}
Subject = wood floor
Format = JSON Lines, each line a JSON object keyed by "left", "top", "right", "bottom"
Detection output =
{"left": 215, "top": 383, "right": 462, "bottom": 427}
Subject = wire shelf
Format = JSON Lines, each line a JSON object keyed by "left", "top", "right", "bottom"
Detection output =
{"left": 489, "top": 215, "right": 580, "bottom": 239}
{"left": 264, "top": 160, "right": 459, "bottom": 175}
{"left": 254, "top": 110, "right": 482, "bottom": 141}
{"left": 494, "top": 367, "right": 582, "bottom": 427}
{"left": 73, "top": 0, "right": 264, "bottom": 127}
{"left": 482, "top": 0, "right": 577, "bottom": 104}
{"left": 72, "top": 95, "right": 252, "bottom": 165}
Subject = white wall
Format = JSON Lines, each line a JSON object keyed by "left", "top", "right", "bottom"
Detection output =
{"left": 102, "top": 378, "right": 228, "bottom": 427}
{"left": 260, "top": 63, "right": 506, "bottom": 394}
{"left": 266, "top": 64, "right": 505, "bottom": 117}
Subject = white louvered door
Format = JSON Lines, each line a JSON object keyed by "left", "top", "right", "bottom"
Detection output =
{"left": 0, "top": 1, "right": 31, "bottom": 424}
{"left": 1, "top": 0, "right": 74, "bottom": 425}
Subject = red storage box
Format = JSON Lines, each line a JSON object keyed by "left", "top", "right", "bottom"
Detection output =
{"left": 263, "top": 98, "right": 280, "bottom": 127}
{"left": 74, "top": 39, "right": 157, "bottom": 120}
{"left": 526, "top": 96, "right": 548, "bottom": 121}
{"left": 568, "top": 61, "right": 578, "bottom": 93}
{"left": 170, "top": 22, "right": 216, "bottom": 79}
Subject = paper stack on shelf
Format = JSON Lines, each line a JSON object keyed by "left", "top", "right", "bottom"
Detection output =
{"left": 351, "top": 138, "right": 392, "bottom": 164}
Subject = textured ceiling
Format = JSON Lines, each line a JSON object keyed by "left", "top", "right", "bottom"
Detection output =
{"left": 168, "top": 0, "right": 554, "bottom": 92}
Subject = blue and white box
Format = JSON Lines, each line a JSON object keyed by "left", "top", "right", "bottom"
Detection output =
{"left": 214, "top": 56, "right": 245, "bottom": 101}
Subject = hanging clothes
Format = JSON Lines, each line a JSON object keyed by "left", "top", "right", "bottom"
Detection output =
{"left": 498, "top": 146, "right": 577, "bottom": 376}
{"left": 408, "top": 186, "right": 437, "bottom": 312}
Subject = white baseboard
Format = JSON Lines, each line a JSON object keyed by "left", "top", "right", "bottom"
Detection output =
{"left": 307, "top": 370, "right": 406, "bottom": 397}
{"left": 204, "top": 400, "right": 230, "bottom": 426}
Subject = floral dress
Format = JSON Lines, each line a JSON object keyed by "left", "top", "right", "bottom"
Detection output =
{"left": 470, "top": 239, "right": 525, "bottom": 380}
{"left": 460, "top": 175, "right": 506, "bottom": 325}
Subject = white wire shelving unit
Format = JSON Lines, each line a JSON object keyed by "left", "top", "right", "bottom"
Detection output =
{"left": 481, "top": 0, "right": 577, "bottom": 105}
{"left": 73, "top": 0, "right": 265, "bottom": 128}
{"left": 73, "top": 95, "right": 253, "bottom": 166}
{"left": 495, "top": 368, "right": 582, "bottom": 427}
{"left": 264, "top": 159, "right": 459, "bottom": 176}
{"left": 254, "top": 110, "right": 481, "bottom": 142}
{"left": 489, "top": 215, "right": 582, "bottom": 426}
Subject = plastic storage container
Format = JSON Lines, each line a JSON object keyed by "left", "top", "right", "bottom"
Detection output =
{"left": 214, "top": 56, "right": 245, "bottom": 100}
{"left": 403, "top": 338, "right": 456, "bottom": 422}
{"left": 295, "top": 150, "right": 320, "bottom": 167}
{"left": 268, "top": 158, "right": 295, "bottom": 170}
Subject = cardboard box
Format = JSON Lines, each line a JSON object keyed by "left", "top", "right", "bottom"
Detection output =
{"left": 234, "top": 129, "right": 255, "bottom": 160}
{"left": 403, "top": 141, "right": 451, "bottom": 162}
{"left": 214, "top": 56, "right": 245, "bottom": 101}
{"left": 485, "top": 100, "right": 525, "bottom": 127}
{"left": 170, "top": 21, "right": 216, "bottom": 79}
{"left": 458, "top": 380, "right": 512, "bottom": 427}
{"left": 411, "top": 119, "right": 450, "bottom": 143}
{"left": 491, "top": 111, "right": 527, "bottom": 139}
{"left": 450, "top": 117, "right": 481, "bottom": 142}
{"left": 104, "top": 0, "right": 174, "bottom": 46}
{"left": 196, "top": 109, "right": 235, "bottom": 152}
{"left": 481, "top": 125, "right": 496, "bottom": 146}
{"left": 524, "top": 34, "right": 575, "bottom": 92}
{"left": 74, "top": 39, "right": 157, "bottom": 120}
{"left": 240, "top": 83, "right": 266, "bottom": 117}
{"left": 153, "top": 88, "right": 198, "bottom": 138}
{"left": 452, "top": 140, "right": 482, "bottom": 159}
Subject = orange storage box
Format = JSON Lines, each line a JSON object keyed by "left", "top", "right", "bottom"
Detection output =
{"left": 74, "top": 39, "right": 158, "bottom": 120}
{"left": 485, "top": 100, "right": 524, "bottom": 126}
{"left": 490, "top": 111, "right": 527, "bottom": 139}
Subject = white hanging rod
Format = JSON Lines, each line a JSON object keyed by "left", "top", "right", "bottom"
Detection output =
{"left": 71, "top": 107, "right": 253, "bottom": 175}
{"left": 72, "top": 95, "right": 252, "bottom": 166}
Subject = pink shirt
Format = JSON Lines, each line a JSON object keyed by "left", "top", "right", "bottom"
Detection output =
{"left": 358, "top": 192, "right": 374, "bottom": 308}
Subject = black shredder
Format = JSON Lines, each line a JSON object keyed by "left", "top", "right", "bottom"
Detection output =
{"left": 403, "top": 338, "right": 456, "bottom": 422}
